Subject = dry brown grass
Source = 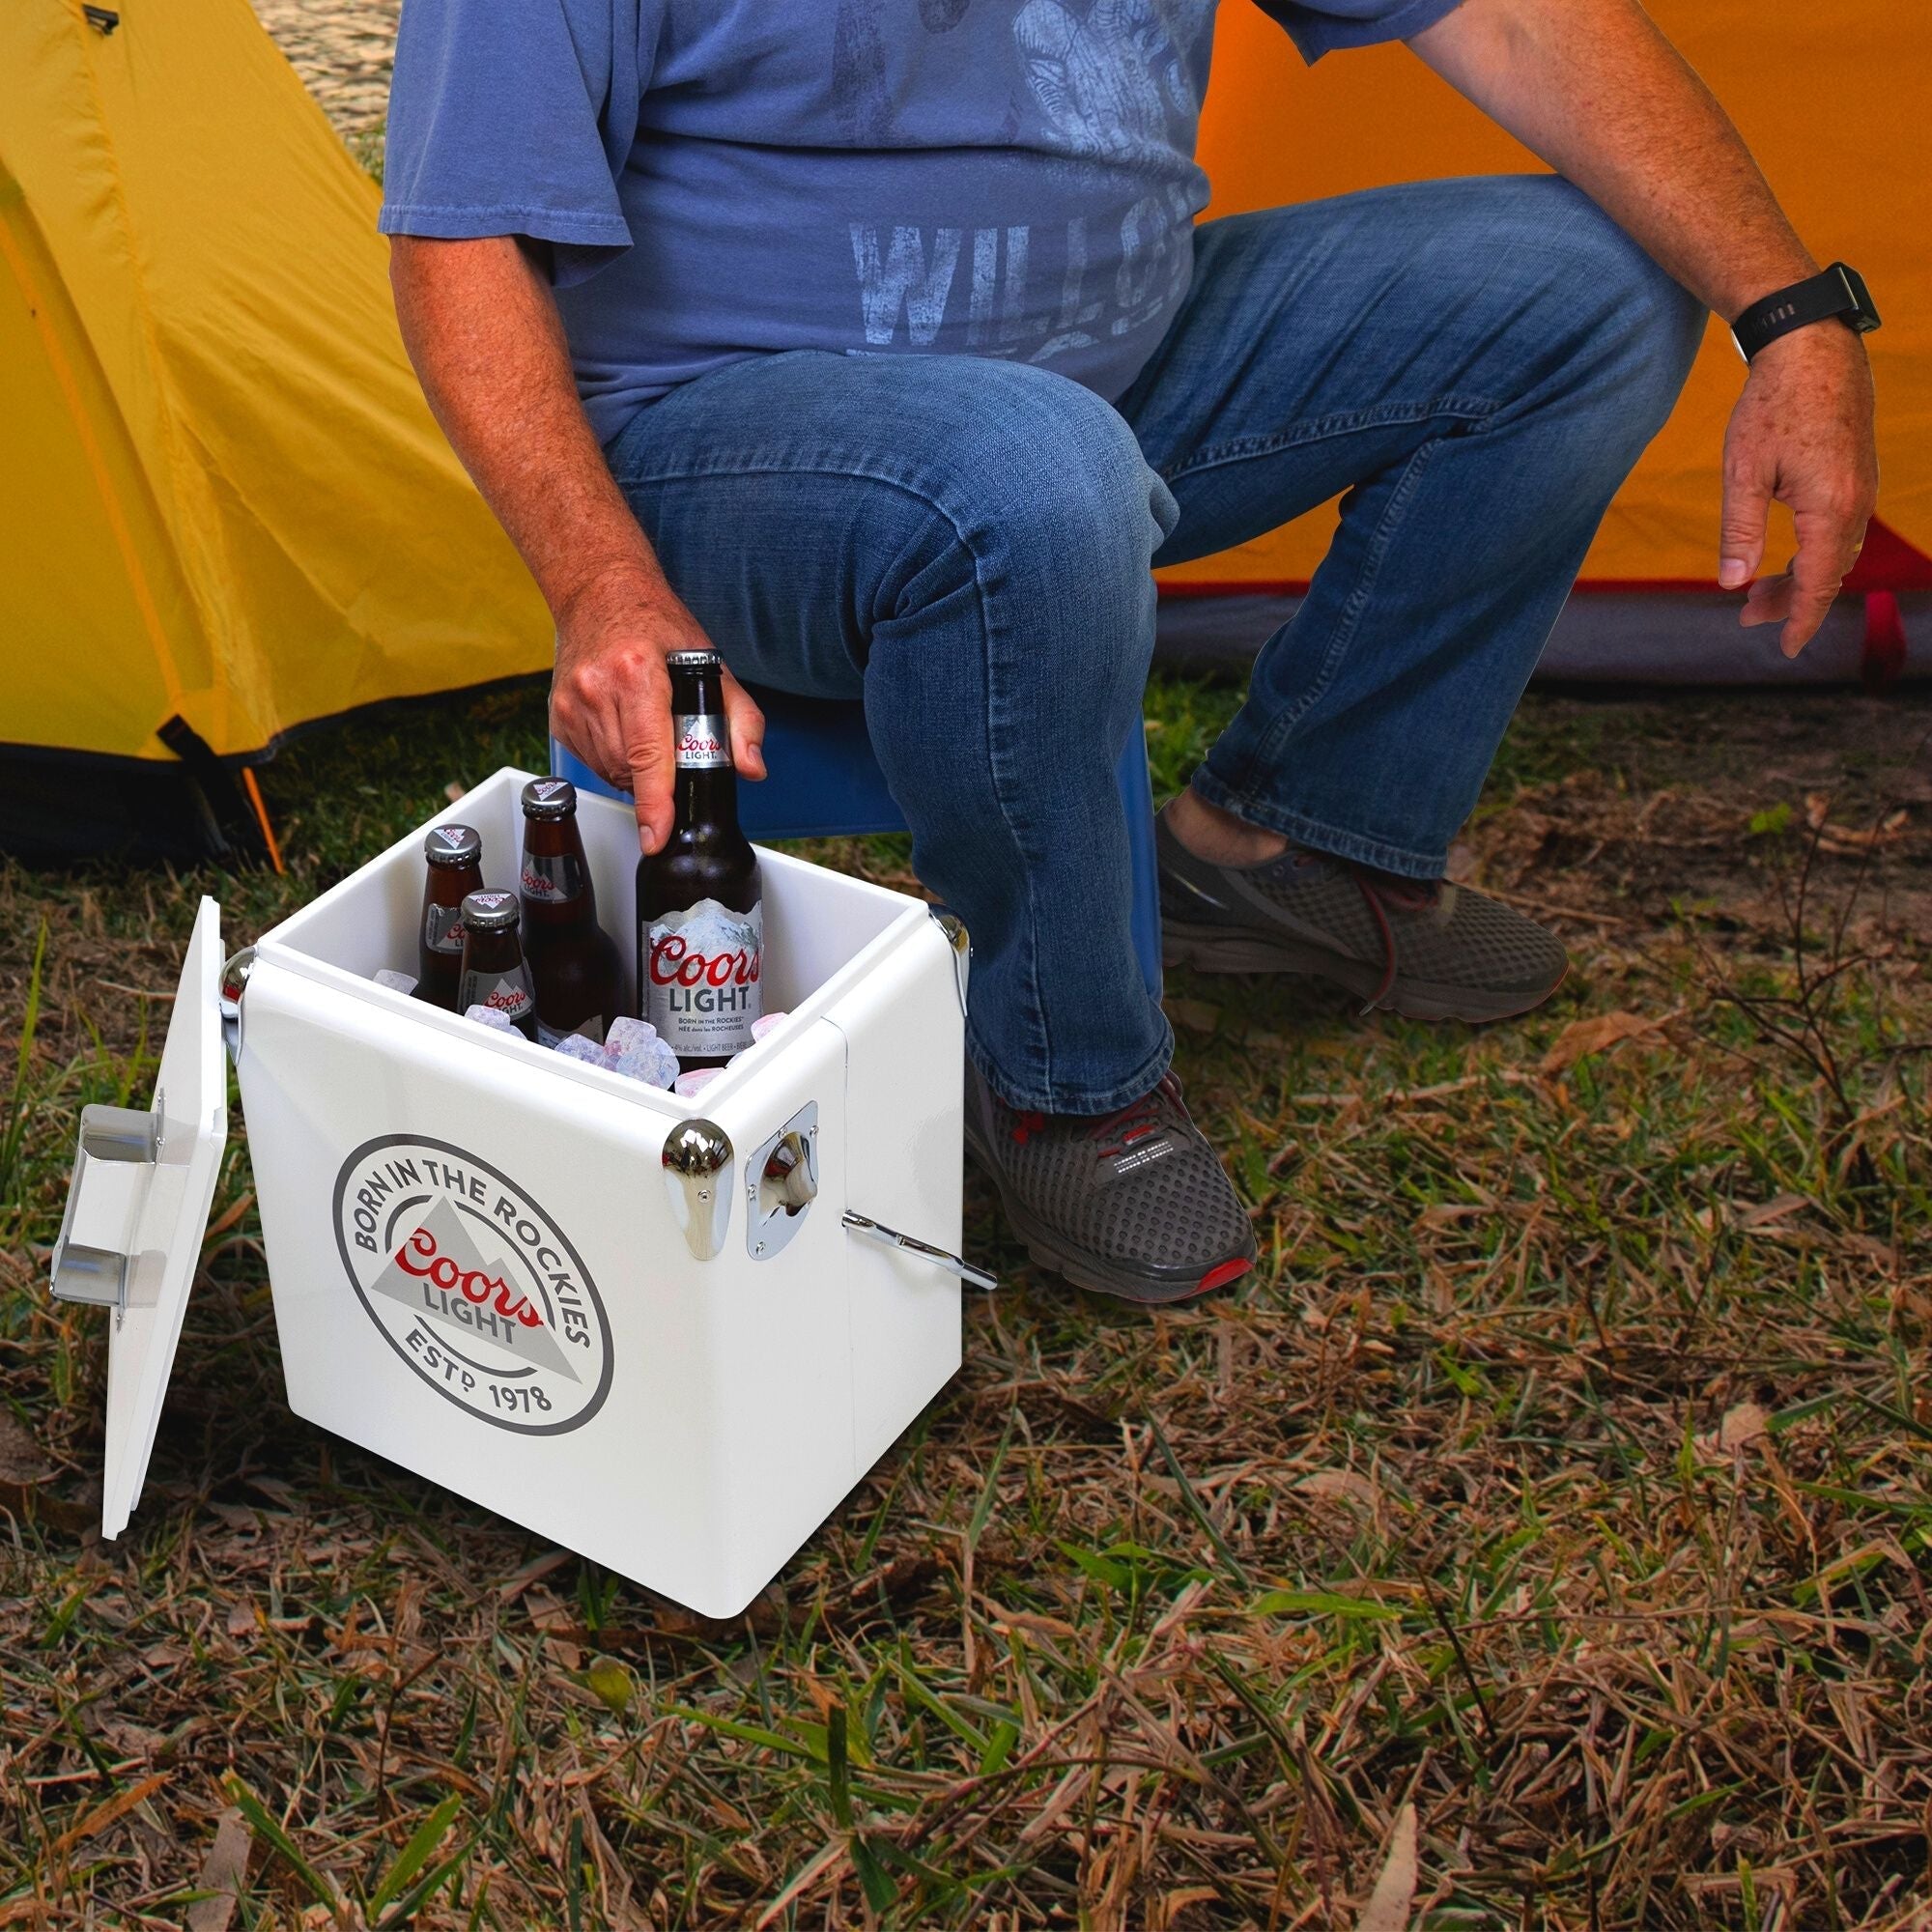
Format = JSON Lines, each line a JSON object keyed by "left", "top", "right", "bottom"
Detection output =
{"left": 1, "top": 679, "right": 1929, "bottom": 1929}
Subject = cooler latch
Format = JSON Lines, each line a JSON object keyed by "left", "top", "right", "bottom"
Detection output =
{"left": 842, "top": 1210, "right": 997, "bottom": 1292}
{"left": 48, "top": 1100, "right": 164, "bottom": 1319}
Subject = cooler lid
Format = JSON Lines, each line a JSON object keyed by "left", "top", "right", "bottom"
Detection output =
{"left": 49, "top": 897, "right": 229, "bottom": 1538}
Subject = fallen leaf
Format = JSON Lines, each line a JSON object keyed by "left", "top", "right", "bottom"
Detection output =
{"left": 185, "top": 1808, "right": 253, "bottom": 1932}
{"left": 53, "top": 1772, "right": 169, "bottom": 1855}
{"left": 1733, "top": 1193, "right": 1811, "bottom": 1230}
{"left": 1539, "top": 1009, "right": 1668, "bottom": 1076}
{"left": 1697, "top": 1401, "right": 1771, "bottom": 1460}
{"left": 1296, "top": 1469, "right": 1378, "bottom": 1509}
{"left": 1353, "top": 1803, "right": 1418, "bottom": 1932}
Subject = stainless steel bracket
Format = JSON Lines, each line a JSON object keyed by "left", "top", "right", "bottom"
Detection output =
{"left": 843, "top": 1210, "right": 996, "bottom": 1292}
{"left": 929, "top": 910, "right": 971, "bottom": 1019}
{"left": 218, "top": 947, "right": 255, "bottom": 1064}
{"left": 48, "top": 1099, "right": 165, "bottom": 1319}
{"left": 747, "top": 1102, "right": 818, "bottom": 1261}
{"left": 662, "top": 1118, "right": 733, "bottom": 1262}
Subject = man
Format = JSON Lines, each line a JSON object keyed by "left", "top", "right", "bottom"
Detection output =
{"left": 382, "top": 0, "right": 1877, "bottom": 1304}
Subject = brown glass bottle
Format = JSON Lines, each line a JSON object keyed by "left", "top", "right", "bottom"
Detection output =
{"left": 518, "top": 778, "right": 621, "bottom": 1046}
{"left": 637, "top": 650, "right": 762, "bottom": 1069}
{"left": 456, "top": 890, "right": 538, "bottom": 1040}
{"left": 414, "top": 822, "right": 484, "bottom": 1010}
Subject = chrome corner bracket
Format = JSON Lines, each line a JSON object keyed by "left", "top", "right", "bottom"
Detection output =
{"left": 929, "top": 909, "right": 971, "bottom": 1018}
{"left": 48, "top": 1099, "right": 165, "bottom": 1319}
{"left": 218, "top": 947, "right": 256, "bottom": 1064}
{"left": 662, "top": 1117, "right": 734, "bottom": 1262}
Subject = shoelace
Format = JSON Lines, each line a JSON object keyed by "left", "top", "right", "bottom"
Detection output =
{"left": 1008, "top": 1079, "right": 1176, "bottom": 1158}
{"left": 1090, "top": 1081, "right": 1171, "bottom": 1159}
{"left": 1289, "top": 850, "right": 1440, "bottom": 1011}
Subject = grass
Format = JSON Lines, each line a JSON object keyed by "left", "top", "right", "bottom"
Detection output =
{"left": 2, "top": 673, "right": 1930, "bottom": 1930}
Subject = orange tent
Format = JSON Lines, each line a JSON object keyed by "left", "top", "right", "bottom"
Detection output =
{"left": 1160, "top": 0, "right": 1930, "bottom": 678}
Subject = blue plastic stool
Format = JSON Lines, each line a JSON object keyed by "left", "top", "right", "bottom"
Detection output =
{"left": 551, "top": 684, "right": 1163, "bottom": 1001}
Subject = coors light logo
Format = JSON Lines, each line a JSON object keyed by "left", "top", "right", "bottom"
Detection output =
{"left": 332, "top": 1135, "right": 611, "bottom": 1434}
{"left": 645, "top": 896, "right": 762, "bottom": 1057}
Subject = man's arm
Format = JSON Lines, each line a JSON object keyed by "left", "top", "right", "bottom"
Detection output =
{"left": 1410, "top": 0, "right": 1878, "bottom": 657}
{"left": 388, "top": 235, "right": 764, "bottom": 850}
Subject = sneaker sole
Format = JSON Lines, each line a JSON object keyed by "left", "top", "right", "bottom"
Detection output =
{"left": 963, "top": 1125, "right": 1255, "bottom": 1307}
{"left": 1161, "top": 919, "right": 1567, "bottom": 1024}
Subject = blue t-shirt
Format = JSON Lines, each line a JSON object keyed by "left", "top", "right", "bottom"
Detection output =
{"left": 380, "top": 0, "right": 1462, "bottom": 445}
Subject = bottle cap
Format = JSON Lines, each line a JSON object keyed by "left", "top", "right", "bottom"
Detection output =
{"left": 665, "top": 649, "right": 722, "bottom": 670}
{"left": 459, "top": 890, "right": 520, "bottom": 931}
{"left": 521, "top": 778, "right": 578, "bottom": 820}
{"left": 423, "top": 823, "right": 481, "bottom": 867}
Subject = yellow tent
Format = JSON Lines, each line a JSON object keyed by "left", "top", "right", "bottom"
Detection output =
{"left": 1161, "top": 0, "right": 1931, "bottom": 672}
{"left": 0, "top": 0, "right": 549, "bottom": 861}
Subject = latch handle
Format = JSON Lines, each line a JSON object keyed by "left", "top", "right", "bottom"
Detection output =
{"left": 49, "top": 1099, "right": 162, "bottom": 1318}
{"left": 79, "top": 1103, "right": 162, "bottom": 1163}
{"left": 842, "top": 1210, "right": 996, "bottom": 1292}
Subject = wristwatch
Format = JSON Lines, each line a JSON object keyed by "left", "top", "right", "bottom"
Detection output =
{"left": 1732, "top": 262, "right": 1880, "bottom": 361}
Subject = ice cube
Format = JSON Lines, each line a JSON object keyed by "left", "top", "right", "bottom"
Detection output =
{"left": 464, "top": 1003, "right": 517, "bottom": 1033}
{"left": 373, "top": 968, "right": 417, "bottom": 996}
{"left": 552, "top": 1034, "right": 609, "bottom": 1065}
{"left": 610, "top": 1037, "right": 679, "bottom": 1090}
{"left": 750, "top": 1010, "right": 788, "bottom": 1041}
{"left": 605, "top": 1016, "right": 663, "bottom": 1057}
{"left": 673, "top": 1066, "right": 723, "bottom": 1097}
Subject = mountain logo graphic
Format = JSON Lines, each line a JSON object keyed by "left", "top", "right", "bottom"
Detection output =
{"left": 332, "top": 1135, "right": 612, "bottom": 1435}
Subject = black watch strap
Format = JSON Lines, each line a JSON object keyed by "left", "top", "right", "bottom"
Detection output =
{"left": 1732, "top": 262, "right": 1880, "bottom": 361}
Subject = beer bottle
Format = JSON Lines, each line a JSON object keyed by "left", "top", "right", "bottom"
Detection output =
{"left": 518, "top": 778, "right": 621, "bottom": 1047}
{"left": 457, "top": 891, "right": 539, "bottom": 1041}
{"left": 415, "top": 823, "right": 483, "bottom": 1011}
{"left": 637, "top": 650, "right": 763, "bottom": 1069}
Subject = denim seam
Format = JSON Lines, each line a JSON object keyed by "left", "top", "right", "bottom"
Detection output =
{"left": 1157, "top": 396, "right": 1499, "bottom": 486}
{"left": 1181, "top": 784, "right": 1449, "bottom": 881}
{"left": 611, "top": 456, "right": 1061, "bottom": 1094}
{"left": 1208, "top": 433, "right": 1445, "bottom": 806}
{"left": 967, "top": 1014, "right": 1173, "bottom": 1117}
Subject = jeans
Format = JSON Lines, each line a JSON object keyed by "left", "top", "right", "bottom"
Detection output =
{"left": 605, "top": 176, "right": 1705, "bottom": 1114}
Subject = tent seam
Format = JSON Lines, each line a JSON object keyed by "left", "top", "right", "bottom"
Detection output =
{"left": 69, "top": 0, "right": 235, "bottom": 747}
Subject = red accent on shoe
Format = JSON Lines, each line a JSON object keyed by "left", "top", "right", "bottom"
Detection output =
{"left": 1011, "top": 1110, "right": 1047, "bottom": 1146}
{"left": 1192, "top": 1258, "right": 1252, "bottom": 1297}
{"left": 1090, "top": 1081, "right": 1171, "bottom": 1159}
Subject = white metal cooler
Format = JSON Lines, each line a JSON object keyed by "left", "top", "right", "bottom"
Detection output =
{"left": 49, "top": 766, "right": 987, "bottom": 1618}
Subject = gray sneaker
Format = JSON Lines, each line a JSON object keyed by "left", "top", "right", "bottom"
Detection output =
{"left": 1157, "top": 807, "right": 1567, "bottom": 1022}
{"left": 964, "top": 1064, "right": 1257, "bottom": 1305}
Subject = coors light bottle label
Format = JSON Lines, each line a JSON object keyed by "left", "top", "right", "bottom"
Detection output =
{"left": 672, "top": 713, "right": 731, "bottom": 770}
{"left": 645, "top": 896, "right": 762, "bottom": 1057}
{"left": 520, "top": 850, "right": 590, "bottom": 902}
{"left": 423, "top": 903, "right": 465, "bottom": 955}
{"left": 459, "top": 962, "right": 537, "bottom": 1027}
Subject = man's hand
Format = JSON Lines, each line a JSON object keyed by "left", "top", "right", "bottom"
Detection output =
{"left": 387, "top": 236, "right": 766, "bottom": 851}
{"left": 1411, "top": 0, "right": 1882, "bottom": 661}
{"left": 1719, "top": 326, "right": 1879, "bottom": 658}
{"left": 551, "top": 565, "right": 766, "bottom": 852}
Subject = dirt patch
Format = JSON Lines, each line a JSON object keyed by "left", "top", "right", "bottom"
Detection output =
{"left": 249, "top": 0, "right": 398, "bottom": 139}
